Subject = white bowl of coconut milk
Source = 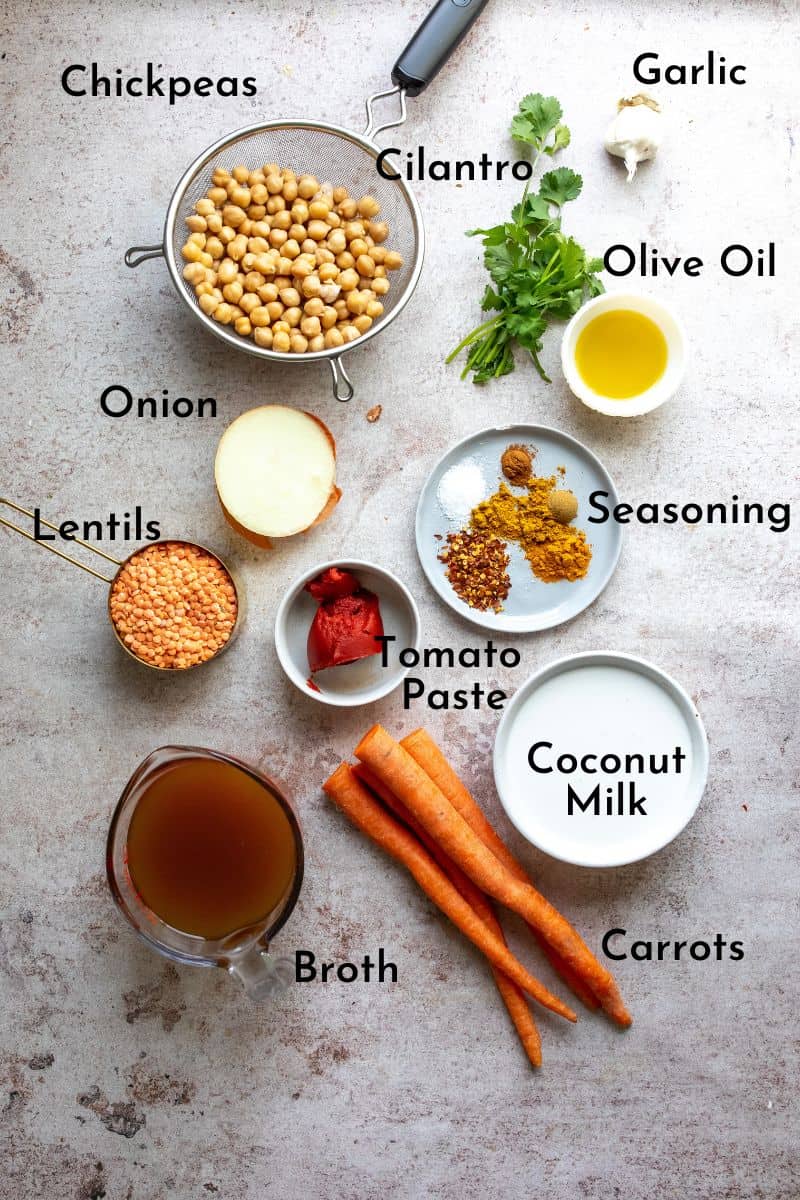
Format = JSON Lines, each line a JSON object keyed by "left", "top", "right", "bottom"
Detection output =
{"left": 493, "top": 652, "right": 708, "bottom": 867}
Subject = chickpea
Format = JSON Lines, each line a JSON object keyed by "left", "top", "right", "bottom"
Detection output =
{"left": 198, "top": 293, "right": 220, "bottom": 316}
{"left": 273, "top": 330, "right": 291, "bottom": 353}
{"left": 248, "top": 169, "right": 266, "bottom": 186}
{"left": 307, "top": 219, "right": 330, "bottom": 241}
{"left": 272, "top": 321, "right": 291, "bottom": 335}
{"left": 195, "top": 197, "right": 215, "bottom": 216}
{"left": 333, "top": 298, "right": 348, "bottom": 319}
{"left": 307, "top": 199, "right": 330, "bottom": 221}
{"left": 332, "top": 186, "right": 349, "bottom": 204}
{"left": 289, "top": 223, "right": 307, "bottom": 242}
{"left": 384, "top": 250, "right": 404, "bottom": 270}
{"left": 263, "top": 163, "right": 280, "bottom": 176}
{"left": 205, "top": 236, "right": 224, "bottom": 261}
{"left": 304, "top": 297, "right": 324, "bottom": 317}
{"left": 282, "top": 306, "right": 301, "bottom": 328}
{"left": 372, "top": 276, "right": 390, "bottom": 295}
{"left": 222, "top": 280, "right": 243, "bottom": 304}
{"left": 357, "top": 195, "right": 381, "bottom": 218}
{"left": 247, "top": 237, "right": 269, "bottom": 256}
{"left": 326, "top": 230, "right": 348, "bottom": 257}
{"left": 222, "top": 204, "right": 246, "bottom": 229}
{"left": 181, "top": 242, "right": 205, "bottom": 264}
{"left": 257, "top": 282, "right": 279, "bottom": 303}
{"left": 269, "top": 228, "right": 288, "bottom": 249}
{"left": 239, "top": 219, "right": 253, "bottom": 237}
{"left": 279, "top": 287, "right": 301, "bottom": 307}
{"left": 277, "top": 257, "right": 294, "bottom": 275}
{"left": 334, "top": 251, "right": 354, "bottom": 271}
{"left": 301, "top": 275, "right": 322, "bottom": 299}
{"left": 206, "top": 212, "right": 223, "bottom": 234}
{"left": 318, "top": 262, "right": 339, "bottom": 283}
{"left": 214, "top": 302, "right": 235, "bottom": 325}
{"left": 282, "top": 239, "right": 300, "bottom": 260}
{"left": 188, "top": 231, "right": 207, "bottom": 247}
{"left": 233, "top": 165, "right": 250, "bottom": 184}
{"left": 242, "top": 252, "right": 257, "bottom": 271}
{"left": 247, "top": 205, "right": 267, "bottom": 222}
{"left": 320, "top": 305, "right": 338, "bottom": 330}
{"left": 266, "top": 301, "right": 285, "bottom": 323}
{"left": 291, "top": 257, "right": 314, "bottom": 279}
{"left": 195, "top": 281, "right": 214, "bottom": 298}
{"left": 251, "top": 183, "right": 268, "bottom": 205}
{"left": 212, "top": 167, "right": 231, "bottom": 187}
{"left": 207, "top": 187, "right": 227, "bottom": 207}
{"left": 338, "top": 198, "right": 358, "bottom": 219}
{"left": 254, "top": 253, "right": 277, "bottom": 275}
{"left": 367, "top": 220, "right": 389, "bottom": 244}
{"left": 344, "top": 221, "right": 366, "bottom": 242}
{"left": 374, "top": 264, "right": 387, "bottom": 278}
{"left": 346, "top": 290, "right": 366, "bottom": 315}
{"left": 250, "top": 220, "right": 271, "bottom": 238}
{"left": 186, "top": 213, "right": 207, "bottom": 233}
{"left": 297, "top": 175, "right": 319, "bottom": 199}
{"left": 316, "top": 247, "right": 335, "bottom": 265}
{"left": 353, "top": 314, "right": 373, "bottom": 334}
{"left": 266, "top": 173, "right": 284, "bottom": 195}
{"left": 267, "top": 195, "right": 286, "bottom": 214}
{"left": 250, "top": 306, "right": 271, "bottom": 327}
{"left": 183, "top": 262, "right": 206, "bottom": 284}
{"left": 272, "top": 211, "right": 291, "bottom": 232}
{"left": 340, "top": 324, "right": 360, "bottom": 343}
{"left": 235, "top": 316, "right": 253, "bottom": 337}
{"left": 338, "top": 268, "right": 359, "bottom": 292}
{"left": 219, "top": 225, "right": 235, "bottom": 244}
{"left": 254, "top": 327, "right": 273, "bottom": 349}
{"left": 356, "top": 254, "right": 376, "bottom": 278}
{"left": 240, "top": 293, "right": 261, "bottom": 314}
{"left": 288, "top": 331, "right": 308, "bottom": 353}
{"left": 300, "top": 239, "right": 317, "bottom": 256}
{"left": 371, "top": 245, "right": 387, "bottom": 264}
{"left": 281, "top": 166, "right": 296, "bottom": 182}
{"left": 366, "top": 299, "right": 384, "bottom": 319}
{"left": 308, "top": 333, "right": 325, "bottom": 352}
{"left": 300, "top": 315, "right": 321, "bottom": 338}
{"left": 229, "top": 235, "right": 248, "bottom": 262}
{"left": 325, "top": 326, "right": 345, "bottom": 348}
{"left": 319, "top": 283, "right": 341, "bottom": 305}
{"left": 290, "top": 201, "right": 309, "bottom": 224}
{"left": 282, "top": 179, "right": 299, "bottom": 203}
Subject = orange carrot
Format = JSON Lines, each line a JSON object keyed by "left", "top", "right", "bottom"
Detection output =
{"left": 354, "top": 763, "right": 542, "bottom": 1068}
{"left": 401, "top": 729, "right": 601, "bottom": 1014}
{"left": 323, "top": 763, "right": 576, "bottom": 1024}
{"left": 355, "top": 726, "right": 631, "bottom": 1028}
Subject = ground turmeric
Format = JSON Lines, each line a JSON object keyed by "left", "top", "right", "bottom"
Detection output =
{"left": 471, "top": 477, "right": 591, "bottom": 583}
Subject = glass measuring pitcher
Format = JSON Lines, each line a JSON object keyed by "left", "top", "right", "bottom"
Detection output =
{"left": 107, "top": 746, "right": 303, "bottom": 999}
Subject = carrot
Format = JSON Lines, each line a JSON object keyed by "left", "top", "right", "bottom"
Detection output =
{"left": 401, "top": 729, "right": 601, "bottom": 1014}
{"left": 324, "top": 763, "right": 576, "bottom": 1024}
{"left": 355, "top": 726, "right": 632, "bottom": 1028}
{"left": 354, "top": 763, "right": 542, "bottom": 1068}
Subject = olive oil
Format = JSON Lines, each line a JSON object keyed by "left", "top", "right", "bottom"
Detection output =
{"left": 575, "top": 309, "right": 668, "bottom": 399}
{"left": 126, "top": 756, "right": 298, "bottom": 940}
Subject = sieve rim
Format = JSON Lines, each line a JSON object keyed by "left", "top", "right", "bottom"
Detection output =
{"left": 162, "top": 118, "right": 425, "bottom": 364}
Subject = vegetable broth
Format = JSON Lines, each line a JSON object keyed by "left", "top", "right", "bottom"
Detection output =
{"left": 126, "top": 757, "right": 297, "bottom": 939}
{"left": 575, "top": 310, "right": 667, "bottom": 399}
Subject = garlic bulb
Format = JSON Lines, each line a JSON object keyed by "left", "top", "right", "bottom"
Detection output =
{"left": 604, "top": 94, "right": 662, "bottom": 181}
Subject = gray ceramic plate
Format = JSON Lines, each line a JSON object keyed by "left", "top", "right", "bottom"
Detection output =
{"left": 415, "top": 424, "right": 622, "bottom": 633}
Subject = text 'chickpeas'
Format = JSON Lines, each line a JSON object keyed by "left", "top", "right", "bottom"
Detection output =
{"left": 180, "top": 165, "right": 401, "bottom": 354}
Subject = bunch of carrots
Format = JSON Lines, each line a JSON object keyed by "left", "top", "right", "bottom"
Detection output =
{"left": 323, "top": 725, "right": 631, "bottom": 1069}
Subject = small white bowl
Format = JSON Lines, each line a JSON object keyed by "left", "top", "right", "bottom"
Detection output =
{"left": 561, "top": 291, "right": 687, "bottom": 417}
{"left": 275, "top": 559, "right": 420, "bottom": 708}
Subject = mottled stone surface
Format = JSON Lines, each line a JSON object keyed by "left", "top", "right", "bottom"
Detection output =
{"left": 1, "top": 2, "right": 798, "bottom": 1197}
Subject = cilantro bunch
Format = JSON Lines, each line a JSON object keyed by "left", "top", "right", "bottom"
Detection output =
{"left": 447, "top": 94, "right": 604, "bottom": 384}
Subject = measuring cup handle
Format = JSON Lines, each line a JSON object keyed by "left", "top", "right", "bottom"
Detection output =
{"left": 125, "top": 243, "right": 165, "bottom": 268}
{"left": 392, "top": 0, "right": 491, "bottom": 97}
{"left": 227, "top": 947, "right": 295, "bottom": 1002}
{"left": 328, "top": 355, "right": 354, "bottom": 402}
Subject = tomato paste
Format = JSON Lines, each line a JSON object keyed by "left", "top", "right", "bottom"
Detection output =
{"left": 305, "top": 568, "right": 384, "bottom": 673}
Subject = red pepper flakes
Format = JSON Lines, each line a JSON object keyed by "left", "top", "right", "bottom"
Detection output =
{"left": 438, "top": 529, "right": 511, "bottom": 613}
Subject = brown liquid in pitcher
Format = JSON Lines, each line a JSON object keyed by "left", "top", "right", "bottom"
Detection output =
{"left": 126, "top": 757, "right": 297, "bottom": 940}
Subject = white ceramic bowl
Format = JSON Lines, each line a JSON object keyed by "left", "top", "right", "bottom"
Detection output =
{"left": 493, "top": 651, "right": 708, "bottom": 867}
{"left": 561, "top": 292, "right": 687, "bottom": 417}
{"left": 275, "top": 559, "right": 420, "bottom": 708}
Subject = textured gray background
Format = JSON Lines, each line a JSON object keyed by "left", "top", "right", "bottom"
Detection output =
{"left": 1, "top": 1, "right": 798, "bottom": 1197}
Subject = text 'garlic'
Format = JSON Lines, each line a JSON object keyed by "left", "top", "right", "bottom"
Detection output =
{"left": 604, "top": 94, "right": 663, "bottom": 181}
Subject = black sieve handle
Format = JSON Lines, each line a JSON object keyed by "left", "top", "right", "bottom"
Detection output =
{"left": 392, "top": 0, "right": 491, "bottom": 97}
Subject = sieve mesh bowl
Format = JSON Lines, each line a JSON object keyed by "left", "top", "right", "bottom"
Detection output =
{"left": 162, "top": 120, "right": 424, "bottom": 377}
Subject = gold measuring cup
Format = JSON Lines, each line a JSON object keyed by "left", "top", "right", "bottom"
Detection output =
{"left": 0, "top": 499, "right": 244, "bottom": 672}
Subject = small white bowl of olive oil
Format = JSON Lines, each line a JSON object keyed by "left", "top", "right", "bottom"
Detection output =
{"left": 561, "top": 292, "right": 687, "bottom": 416}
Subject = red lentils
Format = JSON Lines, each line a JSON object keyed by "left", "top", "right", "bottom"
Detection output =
{"left": 109, "top": 542, "right": 237, "bottom": 669}
{"left": 438, "top": 529, "right": 511, "bottom": 613}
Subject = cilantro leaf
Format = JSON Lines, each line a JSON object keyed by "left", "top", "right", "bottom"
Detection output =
{"left": 538, "top": 168, "right": 583, "bottom": 207}
{"left": 544, "top": 124, "right": 571, "bottom": 155}
{"left": 510, "top": 94, "right": 564, "bottom": 152}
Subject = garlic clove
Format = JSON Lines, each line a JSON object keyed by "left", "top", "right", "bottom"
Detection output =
{"left": 604, "top": 93, "right": 663, "bottom": 181}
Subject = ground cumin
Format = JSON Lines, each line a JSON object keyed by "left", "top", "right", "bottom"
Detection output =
{"left": 471, "top": 477, "right": 591, "bottom": 583}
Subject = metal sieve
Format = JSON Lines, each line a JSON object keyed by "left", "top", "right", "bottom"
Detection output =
{"left": 125, "top": 0, "right": 490, "bottom": 401}
{"left": 0, "top": 499, "right": 244, "bottom": 673}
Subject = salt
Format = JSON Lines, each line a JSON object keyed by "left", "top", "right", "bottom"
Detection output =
{"left": 436, "top": 458, "right": 487, "bottom": 523}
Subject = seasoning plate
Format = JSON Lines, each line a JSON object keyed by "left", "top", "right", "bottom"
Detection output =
{"left": 493, "top": 652, "right": 709, "bottom": 867}
{"left": 415, "top": 425, "right": 622, "bottom": 632}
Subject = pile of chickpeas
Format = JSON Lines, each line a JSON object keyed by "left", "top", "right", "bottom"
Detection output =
{"left": 180, "top": 164, "right": 403, "bottom": 353}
